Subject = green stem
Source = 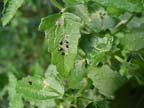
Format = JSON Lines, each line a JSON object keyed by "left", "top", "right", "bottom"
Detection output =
{"left": 112, "top": 14, "right": 135, "bottom": 35}
{"left": 50, "top": 0, "right": 63, "bottom": 10}
{"left": 114, "top": 55, "right": 125, "bottom": 63}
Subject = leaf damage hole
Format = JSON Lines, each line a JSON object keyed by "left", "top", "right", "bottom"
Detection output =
{"left": 28, "top": 81, "right": 32, "bottom": 85}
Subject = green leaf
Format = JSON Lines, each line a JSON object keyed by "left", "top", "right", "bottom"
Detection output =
{"left": 83, "top": 88, "right": 104, "bottom": 102}
{"left": 127, "top": 16, "right": 144, "bottom": 29}
{"left": 1, "top": 0, "right": 25, "bottom": 26}
{"left": 88, "top": 9, "right": 116, "bottom": 32}
{"left": 39, "top": 13, "right": 61, "bottom": 31}
{"left": 44, "top": 65, "right": 64, "bottom": 95}
{"left": 68, "top": 59, "right": 86, "bottom": 89}
{"left": 17, "top": 65, "right": 64, "bottom": 100}
{"left": 87, "top": 52, "right": 106, "bottom": 66}
{"left": 92, "top": 34, "right": 113, "bottom": 52}
{"left": 106, "top": 6, "right": 124, "bottom": 17}
{"left": 73, "top": 4, "right": 89, "bottom": 22}
{"left": 80, "top": 34, "right": 113, "bottom": 65}
{"left": 8, "top": 73, "right": 23, "bottom": 108}
{"left": 88, "top": 65, "right": 125, "bottom": 98}
{"left": 81, "top": 34, "right": 113, "bottom": 53}
{"left": 39, "top": 13, "right": 81, "bottom": 77}
{"left": 30, "top": 99, "right": 56, "bottom": 108}
{"left": 2, "top": 0, "right": 9, "bottom": 13}
{"left": 51, "top": 13, "right": 81, "bottom": 77}
{"left": 116, "top": 30, "right": 144, "bottom": 54}
{"left": 93, "top": 0, "right": 143, "bottom": 12}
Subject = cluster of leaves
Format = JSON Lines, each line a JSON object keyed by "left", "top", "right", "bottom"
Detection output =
{"left": 0, "top": 0, "right": 53, "bottom": 108}
{"left": 0, "top": 0, "right": 144, "bottom": 108}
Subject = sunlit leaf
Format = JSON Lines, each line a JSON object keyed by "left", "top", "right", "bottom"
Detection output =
{"left": 88, "top": 65, "right": 125, "bottom": 98}
{"left": 1, "top": 0, "right": 24, "bottom": 26}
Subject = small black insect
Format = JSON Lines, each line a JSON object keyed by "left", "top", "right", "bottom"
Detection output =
{"left": 58, "top": 37, "right": 69, "bottom": 55}
{"left": 59, "top": 41, "right": 63, "bottom": 45}
{"left": 66, "top": 45, "right": 69, "bottom": 48}
{"left": 58, "top": 47, "right": 63, "bottom": 51}
{"left": 61, "top": 52, "right": 65, "bottom": 55}
{"left": 64, "top": 40, "right": 69, "bottom": 44}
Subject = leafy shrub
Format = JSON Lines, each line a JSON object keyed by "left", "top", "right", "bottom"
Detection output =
{"left": 0, "top": 0, "right": 144, "bottom": 108}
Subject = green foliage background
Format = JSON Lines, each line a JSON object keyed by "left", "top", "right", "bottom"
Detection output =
{"left": 0, "top": 0, "right": 144, "bottom": 108}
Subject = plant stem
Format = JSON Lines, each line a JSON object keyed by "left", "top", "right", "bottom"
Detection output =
{"left": 114, "top": 55, "right": 125, "bottom": 63}
{"left": 112, "top": 14, "right": 135, "bottom": 35}
{"left": 50, "top": 0, "right": 63, "bottom": 10}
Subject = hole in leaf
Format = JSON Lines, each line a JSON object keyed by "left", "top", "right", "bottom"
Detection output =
{"left": 28, "top": 81, "right": 32, "bottom": 85}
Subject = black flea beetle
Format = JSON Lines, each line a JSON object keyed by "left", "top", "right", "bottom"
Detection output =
{"left": 58, "top": 37, "right": 69, "bottom": 55}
